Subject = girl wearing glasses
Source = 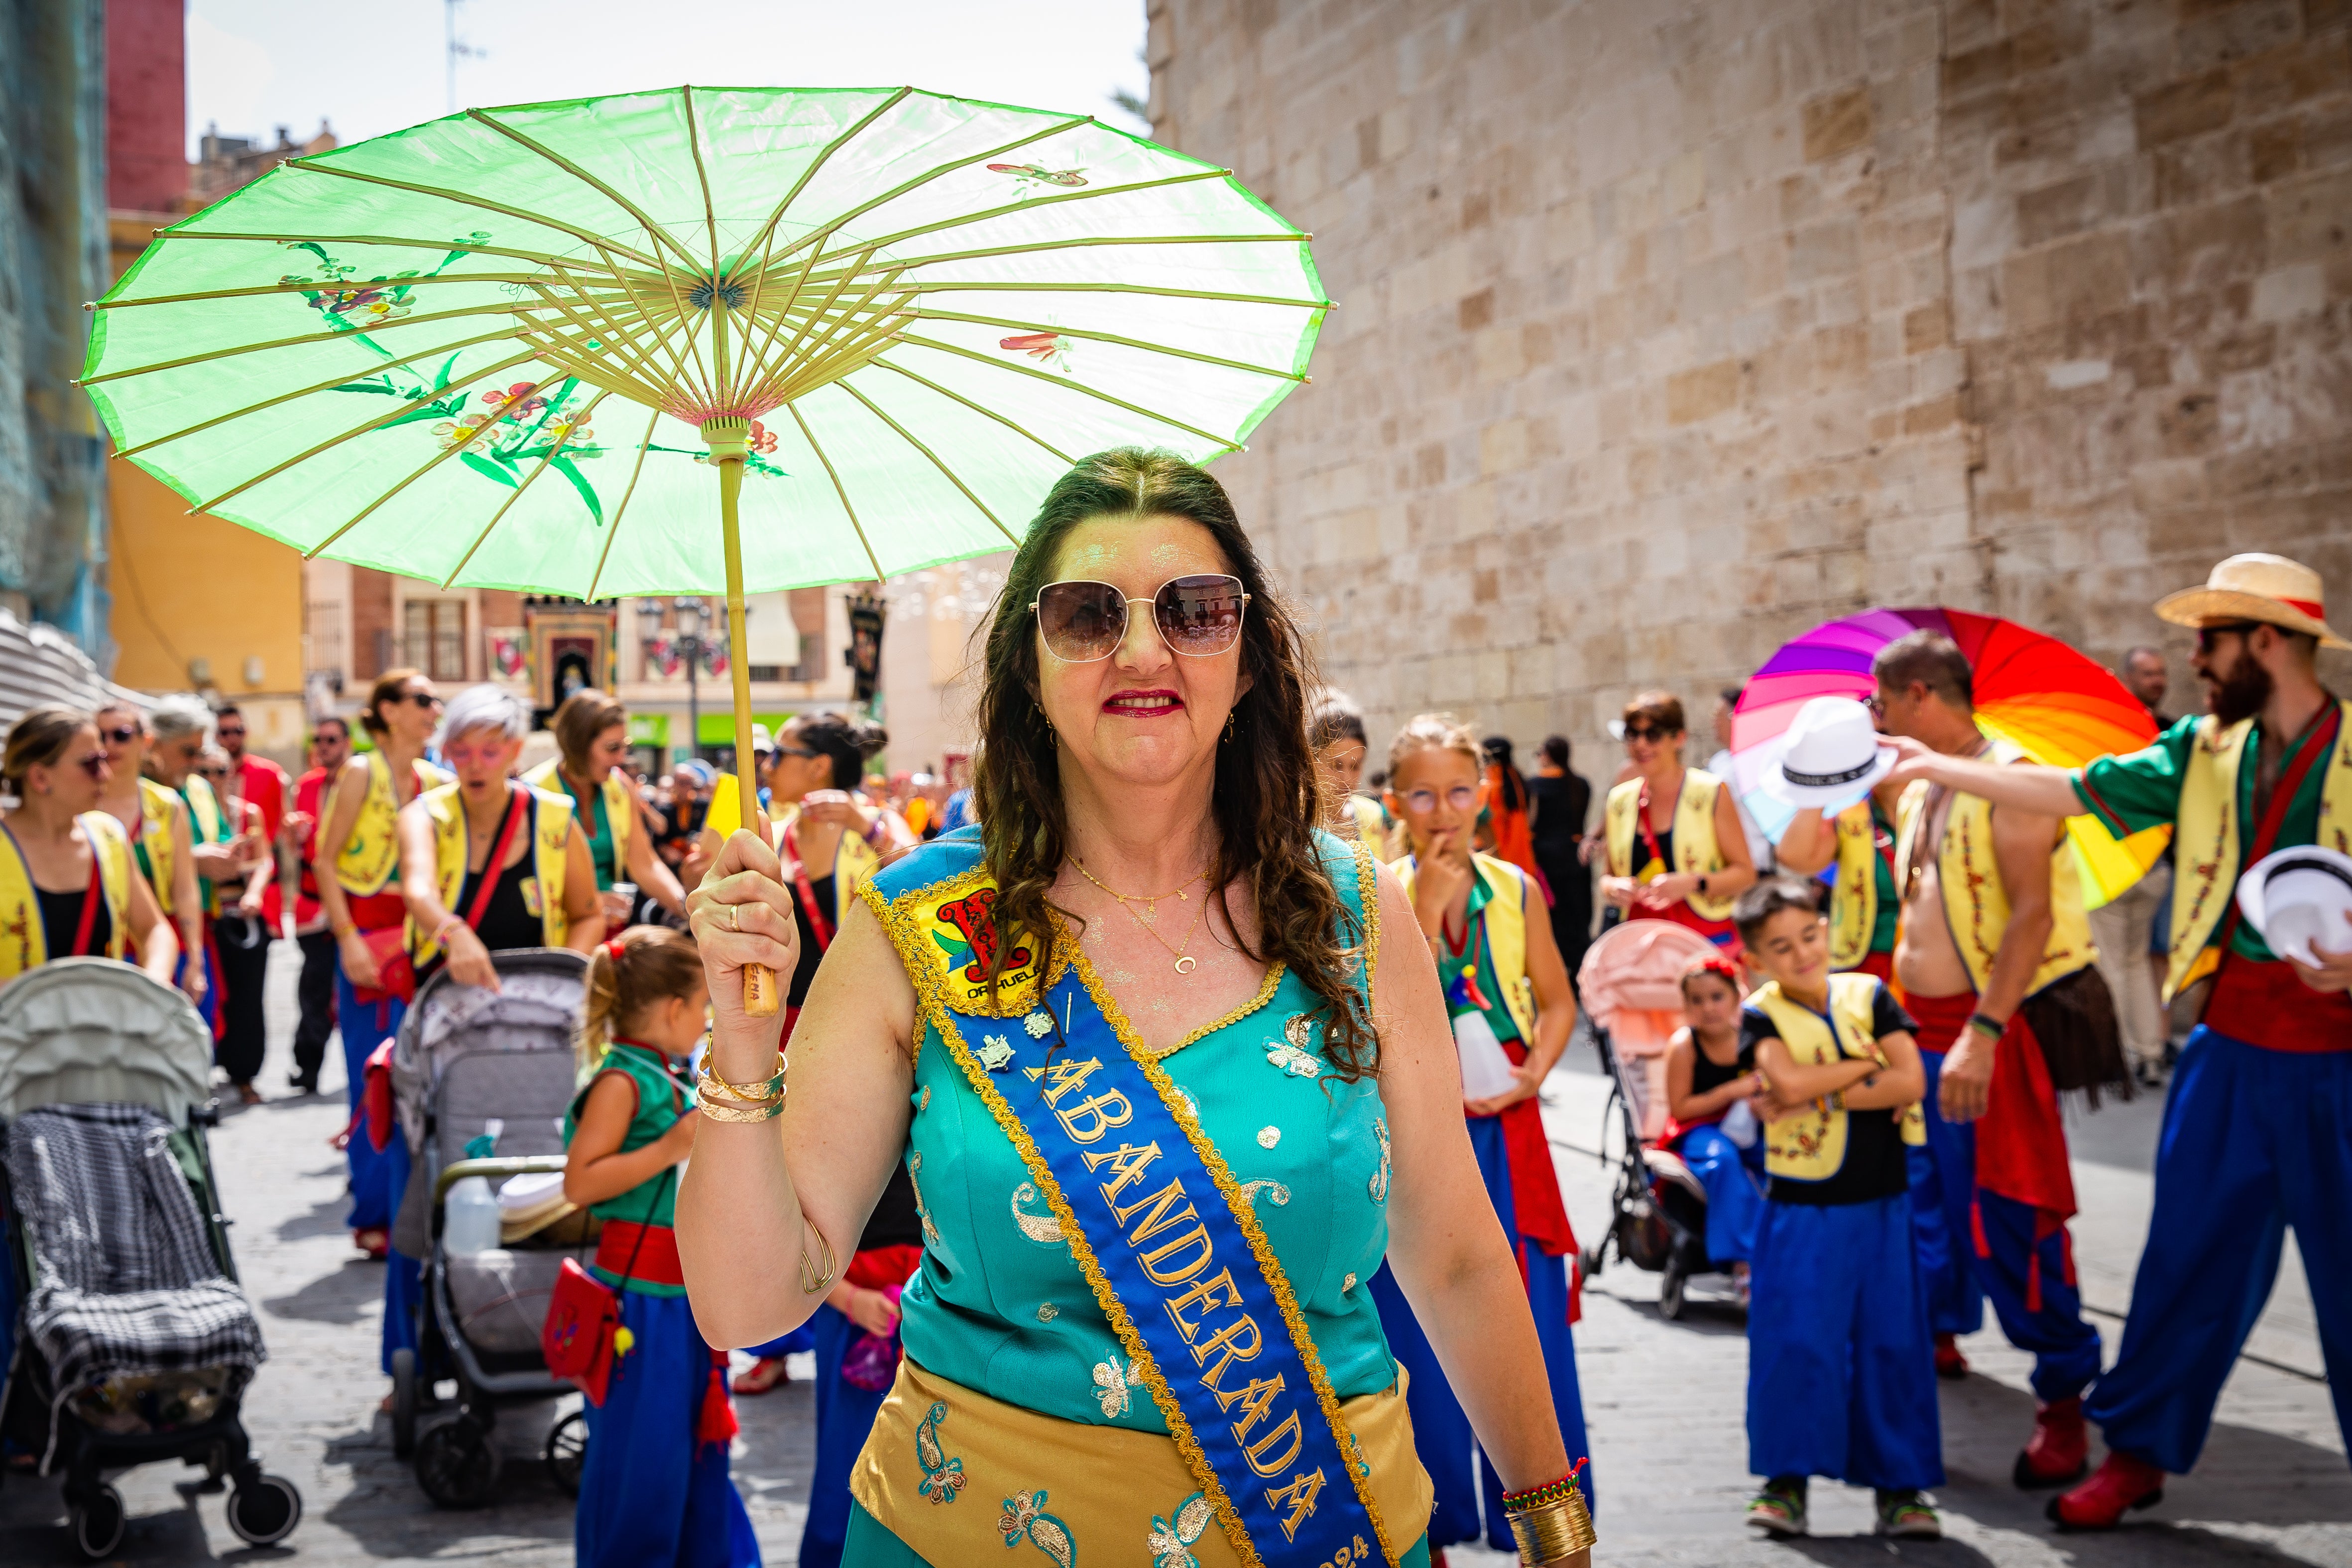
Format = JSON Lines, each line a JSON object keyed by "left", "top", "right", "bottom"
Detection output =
{"left": 1600, "top": 692, "right": 1758, "bottom": 950}
{"left": 0, "top": 707, "right": 177, "bottom": 988}
{"left": 676, "top": 450, "right": 1593, "bottom": 1568}
{"left": 1379, "top": 712, "right": 1593, "bottom": 1554}
{"left": 312, "top": 669, "right": 451, "bottom": 1263}
{"left": 92, "top": 702, "right": 206, "bottom": 1009}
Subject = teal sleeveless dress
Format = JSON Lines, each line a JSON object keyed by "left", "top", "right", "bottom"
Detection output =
{"left": 845, "top": 828, "right": 1431, "bottom": 1567}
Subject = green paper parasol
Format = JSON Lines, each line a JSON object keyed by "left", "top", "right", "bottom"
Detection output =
{"left": 82, "top": 84, "right": 1328, "bottom": 1011}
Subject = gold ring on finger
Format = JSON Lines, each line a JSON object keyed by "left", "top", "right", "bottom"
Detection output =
{"left": 725, "top": 904, "right": 741, "bottom": 932}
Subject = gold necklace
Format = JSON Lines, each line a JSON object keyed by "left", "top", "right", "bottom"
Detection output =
{"left": 1072, "top": 857, "right": 1209, "bottom": 975}
{"left": 1071, "top": 857, "right": 1202, "bottom": 912}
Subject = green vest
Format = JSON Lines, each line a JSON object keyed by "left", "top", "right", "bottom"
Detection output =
{"left": 565, "top": 1041, "right": 688, "bottom": 1232}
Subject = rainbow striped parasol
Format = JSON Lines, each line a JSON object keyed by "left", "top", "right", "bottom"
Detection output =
{"left": 1729, "top": 606, "right": 2169, "bottom": 908}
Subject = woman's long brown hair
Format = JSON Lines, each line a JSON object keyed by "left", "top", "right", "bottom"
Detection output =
{"left": 970, "top": 449, "right": 1379, "bottom": 1080}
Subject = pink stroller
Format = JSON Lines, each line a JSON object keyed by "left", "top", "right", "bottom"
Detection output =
{"left": 1576, "top": 919, "right": 1745, "bottom": 1318}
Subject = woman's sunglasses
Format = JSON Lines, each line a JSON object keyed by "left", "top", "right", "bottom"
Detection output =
{"left": 100, "top": 724, "right": 140, "bottom": 745}
{"left": 1621, "top": 724, "right": 1678, "bottom": 744}
{"left": 393, "top": 691, "right": 442, "bottom": 710}
{"left": 1030, "top": 575, "right": 1250, "bottom": 663}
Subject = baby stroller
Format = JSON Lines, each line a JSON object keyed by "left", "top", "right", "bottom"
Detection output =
{"left": 1575, "top": 921, "right": 1746, "bottom": 1320}
{"left": 0, "top": 959, "right": 299, "bottom": 1558}
{"left": 388, "top": 948, "right": 589, "bottom": 1508}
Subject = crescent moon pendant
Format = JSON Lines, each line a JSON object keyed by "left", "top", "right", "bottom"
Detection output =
{"left": 1174, "top": 955, "right": 1197, "bottom": 975}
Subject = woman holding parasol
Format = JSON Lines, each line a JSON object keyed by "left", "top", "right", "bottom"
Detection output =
{"left": 677, "top": 451, "right": 1592, "bottom": 1568}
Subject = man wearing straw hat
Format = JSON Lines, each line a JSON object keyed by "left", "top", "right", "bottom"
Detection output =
{"left": 1885, "top": 552, "right": 2352, "bottom": 1531}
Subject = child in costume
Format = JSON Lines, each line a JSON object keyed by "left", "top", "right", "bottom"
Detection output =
{"left": 1736, "top": 877, "right": 1942, "bottom": 1540}
{"left": 1376, "top": 712, "right": 1593, "bottom": 1550}
{"left": 563, "top": 927, "right": 759, "bottom": 1568}
{"left": 1661, "top": 956, "right": 1766, "bottom": 1280}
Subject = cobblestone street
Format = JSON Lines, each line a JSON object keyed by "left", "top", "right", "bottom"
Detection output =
{"left": 1, "top": 947, "right": 2346, "bottom": 1565}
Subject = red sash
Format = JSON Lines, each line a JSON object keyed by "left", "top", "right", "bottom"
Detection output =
{"left": 593, "top": 1220, "right": 685, "bottom": 1287}
{"left": 1902, "top": 987, "right": 2076, "bottom": 1221}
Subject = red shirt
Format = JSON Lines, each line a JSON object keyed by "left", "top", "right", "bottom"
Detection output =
{"left": 233, "top": 755, "right": 290, "bottom": 929}
{"left": 292, "top": 767, "right": 328, "bottom": 930}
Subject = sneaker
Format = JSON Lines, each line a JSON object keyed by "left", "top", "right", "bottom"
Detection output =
{"left": 2049, "top": 1450, "right": 2165, "bottom": 1530}
{"left": 1877, "top": 1490, "right": 1941, "bottom": 1538}
{"left": 1746, "top": 1476, "right": 1807, "bottom": 1536}
{"left": 1934, "top": 1332, "right": 1969, "bottom": 1379}
{"left": 2015, "top": 1395, "right": 2089, "bottom": 1488}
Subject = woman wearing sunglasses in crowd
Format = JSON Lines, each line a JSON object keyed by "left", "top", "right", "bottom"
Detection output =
{"left": 92, "top": 701, "right": 206, "bottom": 1009}
{"left": 677, "top": 450, "right": 1593, "bottom": 1568}
{"left": 311, "top": 669, "right": 452, "bottom": 1262}
{"left": 525, "top": 689, "right": 687, "bottom": 930}
{"left": 0, "top": 707, "right": 177, "bottom": 990}
{"left": 1600, "top": 691, "right": 1758, "bottom": 952}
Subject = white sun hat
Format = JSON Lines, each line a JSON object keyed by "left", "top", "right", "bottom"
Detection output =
{"left": 1755, "top": 696, "right": 1898, "bottom": 813}
{"left": 2236, "top": 846, "right": 2352, "bottom": 966}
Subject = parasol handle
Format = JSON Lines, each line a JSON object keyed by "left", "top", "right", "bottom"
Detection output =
{"left": 709, "top": 419, "right": 780, "bottom": 1017}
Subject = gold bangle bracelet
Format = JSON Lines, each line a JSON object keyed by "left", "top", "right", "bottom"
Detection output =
{"left": 702, "top": 1051, "right": 786, "bottom": 1104}
{"left": 798, "top": 1215, "right": 839, "bottom": 1295}
{"left": 1505, "top": 1489, "right": 1596, "bottom": 1564}
{"left": 694, "top": 1080, "right": 786, "bottom": 1121}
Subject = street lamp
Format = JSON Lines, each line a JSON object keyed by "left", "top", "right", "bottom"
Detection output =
{"left": 674, "top": 597, "right": 704, "bottom": 765}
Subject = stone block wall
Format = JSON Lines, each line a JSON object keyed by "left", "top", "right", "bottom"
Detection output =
{"left": 1149, "top": 0, "right": 2351, "bottom": 777}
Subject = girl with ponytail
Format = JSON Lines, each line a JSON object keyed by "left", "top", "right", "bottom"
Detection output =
{"left": 562, "top": 927, "right": 756, "bottom": 1568}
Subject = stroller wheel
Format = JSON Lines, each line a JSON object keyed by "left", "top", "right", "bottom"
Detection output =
{"left": 227, "top": 1473, "right": 303, "bottom": 1547}
{"left": 415, "top": 1417, "right": 502, "bottom": 1509}
{"left": 70, "top": 1482, "right": 126, "bottom": 1560}
{"left": 1658, "top": 1256, "right": 1688, "bottom": 1321}
{"left": 391, "top": 1347, "right": 419, "bottom": 1459}
{"left": 545, "top": 1410, "right": 588, "bottom": 1497}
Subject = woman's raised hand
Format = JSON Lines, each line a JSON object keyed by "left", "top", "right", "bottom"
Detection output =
{"left": 689, "top": 824, "right": 800, "bottom": 1052}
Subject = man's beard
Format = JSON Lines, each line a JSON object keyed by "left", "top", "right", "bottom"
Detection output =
{"left": 2206, "top": 653, "right": 2272, "bottom": 727}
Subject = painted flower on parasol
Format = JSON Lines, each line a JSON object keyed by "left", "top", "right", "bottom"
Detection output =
{"left": 81, "top": 84, "right": 1330, "bottom": 1010}
{"left": 1729, "top": 606, "right": 2168, "bottom": 908}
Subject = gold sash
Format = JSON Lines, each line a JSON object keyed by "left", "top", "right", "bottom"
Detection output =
{"left": 849, "top": 1358, "right": 1432, "bottom": 1568}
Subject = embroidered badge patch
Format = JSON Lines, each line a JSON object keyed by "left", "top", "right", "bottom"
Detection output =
{"left": 912, "top": 869, "right": 1051, "bottom": 1014}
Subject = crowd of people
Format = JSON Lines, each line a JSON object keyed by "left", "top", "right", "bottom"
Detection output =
{"left": 0, "top": 447, "right": 2340, "bottom": 1567}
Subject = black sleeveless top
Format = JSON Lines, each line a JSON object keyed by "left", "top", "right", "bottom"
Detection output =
{"left": 422, "top": 793, "right": 544, "bottom": 978}
{"left": 34, "top": 882, "right": 111, "bottom": 960}
{"left": 1688, "top": 1033, "right": 1753, "bottom": 1097}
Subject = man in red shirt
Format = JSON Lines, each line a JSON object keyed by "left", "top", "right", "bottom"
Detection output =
{"left": 215, "top": 706, "right": 290, "bottom": 932}
{"left": 279, "top": 717, "right": 350, "bottom": 1094}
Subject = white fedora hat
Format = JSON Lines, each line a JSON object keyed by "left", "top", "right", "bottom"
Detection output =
{"left": 2156, "top": 552, "right": 2349, "bottom": 649}
{"left": 2237, "top": 846, "right": 2352, "bottom": 966}
{"left": 1756, "top": 697, "right": 1898, "bottom": 812}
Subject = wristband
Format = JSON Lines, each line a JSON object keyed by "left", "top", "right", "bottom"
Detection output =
{"left": 1967, "top": 1011, "right": 2007, "bottom": 1041}
{"left": 430, "top": 916, "right": 464, "bottom": 948}
{"left": 1697, "top": 875, "right": 1710, "bottom": 895}
{"left": 332, "top": 922, "right": 356, "bottom": 940}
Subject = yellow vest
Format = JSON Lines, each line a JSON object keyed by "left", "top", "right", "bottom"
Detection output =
{"left": 1604, "top": 767, "right": 1737, "bottom": 921}
{"left": 1394, "top": 851, "right": 1538, "bottom": 1044}
{"left": 1893, "top": 736, "right": 2097, "bottom": 1000}
{"left": 768, "top": 803, "right": 882, "bottom": 928}
{"left": 1827, "top": 801, "right": 1881, "bottom": 972}
{"left": 324, "top": 751, "right": 452, "bottom": 898}
{"left": 133, "top": 779, "right": 184, "bottom": 918}
{"left": 2166, "top": 698, "right": 2352, "bottom": 1002}
{"left": 410, "top": 783, "right": 576, "bottom": 965}
{"left": 0, "top": 813, "right": 135, "bottom": 979}
{"left": 522, "top": 759, "right": 633, "bottom": 880}
{"left": 1755, "top": 972, "right": 1924, "bottom": 1182}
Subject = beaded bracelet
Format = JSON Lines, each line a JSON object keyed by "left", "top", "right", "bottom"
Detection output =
{"left": 1501, "top": 1459, "right": 1589, "bottom": 1513}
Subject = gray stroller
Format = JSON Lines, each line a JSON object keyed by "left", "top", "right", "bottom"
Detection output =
{"left": 0, "top": 959, "right": 299, "bottom": 1558}
{"left": 388, "top": 948, "right": 589, "bottom": 1508}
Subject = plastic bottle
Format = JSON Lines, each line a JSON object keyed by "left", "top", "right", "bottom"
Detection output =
{"left": 444, "top": 1177, "right": 501, "bottom": 1255}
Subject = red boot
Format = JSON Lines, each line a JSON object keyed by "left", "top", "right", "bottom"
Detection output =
{"left": 1933, "top": 1332, "right": 1969, "bottom": 1380}
{"left": 2048, "top": 1450, "right": 2165, "bottom": 1530}
{"left": 2014, "top": 1396, "right": 2088, "bottom": 1488}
